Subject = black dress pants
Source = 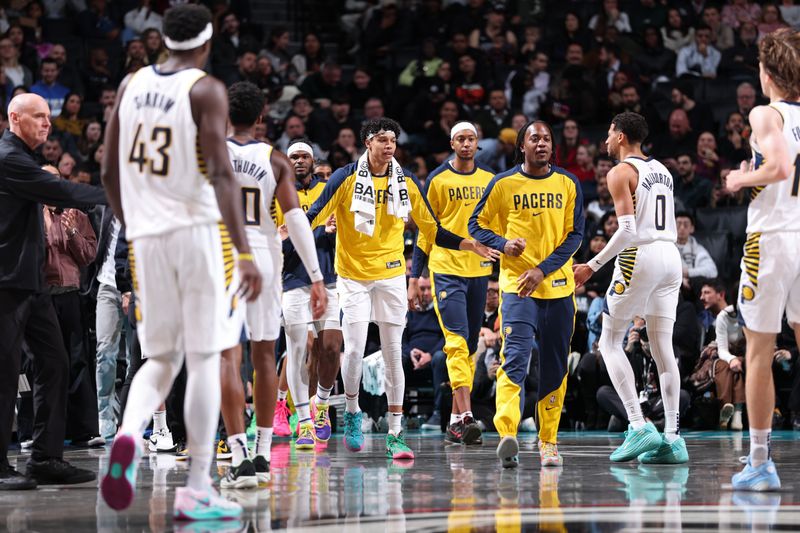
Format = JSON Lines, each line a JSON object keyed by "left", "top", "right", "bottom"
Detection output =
{"left": 0, "top": 290, "right": 68, "bottom": 464}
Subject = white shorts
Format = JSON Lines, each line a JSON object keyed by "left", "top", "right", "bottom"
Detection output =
{"left": 338, "top": 275, "right": 407, "bottom": 325}
{"left": 605, "top": 241, "right": 682, "bottom": 321}
{"left": 132, "top": 223, "right": 244, "bottom": 357}
{"left": 738, "top": 232, "right": 800, "bottom": 333}
{"left": 282, "top": 284, "right": 341, "bottom": 332}
{"left": 245, "top": 246, "right": 283, "bottom": 342}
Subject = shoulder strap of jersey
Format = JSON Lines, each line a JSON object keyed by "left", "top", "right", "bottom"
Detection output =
{"left": 182, "top": 68, "right": 208, "bottom": 93}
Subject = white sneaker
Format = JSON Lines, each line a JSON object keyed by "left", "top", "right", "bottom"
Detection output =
{"left": 520, "top": 417, "right": 537, "bottom": 433}
{"left": 149, "top": 429, "right": 177, "bottom": 453}
{"left": 731, "top": 410, "right": 744, "bottom": 431}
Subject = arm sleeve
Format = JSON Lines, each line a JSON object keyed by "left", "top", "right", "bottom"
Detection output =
{"left": 410, "top": 243, "right": 429, "bottom": 279}
{"left": 66, "top": 211, "right": 97, "bottom": 267}
{"left": 468, "top": 175, "right": 508, "bottom": 252}
{"left": 407, "top": 172, "right": 462, "bottom": 250}
{"left": 537, "top": 177, "right": 585, "bottom": 276}
{"left": 716, "top": 308, "right": 735, "bottom": 363}
{"left": 0, "top": 151, "right": 107, "bottom": 207}
{"left": 688, "top": 243, "right": 719, "bottom": 278}
{"left": 410, "top": 175, "right": 436, "bottom": 278}
{"left": 284, "top": 207, "right": 323, "bottom": 283}
{"left": 589, "top": 214, "right": 636, "bottom": 271}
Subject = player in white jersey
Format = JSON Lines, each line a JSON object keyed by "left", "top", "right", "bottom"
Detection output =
{"left": 574, "top": 112, "right": 687, "bottom": 465}
{"left": 219, "top": 82, "right": 327, "bottom": 489}
{"left": 724, "top": 28, "right": 800, "bottom": 491}
{"left": 99, "top": 5, "right": 261, "bottom": 520}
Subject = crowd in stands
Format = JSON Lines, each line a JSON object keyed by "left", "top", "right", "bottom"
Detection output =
{"left": 9, "top": 0, "right": 800, "bottom": 449}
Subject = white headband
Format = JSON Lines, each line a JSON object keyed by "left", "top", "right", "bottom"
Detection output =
{"left": 450, "top": 121, "right": 477, "bottom": 140}
{"left": 164, "top": 23, "right": 213, "bottom": 51}
{"left": 287, "top": 142, "right": 314, "bottom": 158}
{"left": 365, "top": 129, "right": 396, "bottom": 141}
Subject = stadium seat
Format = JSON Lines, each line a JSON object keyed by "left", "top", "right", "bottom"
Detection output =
{"left": 694, "top": 206, "right": 748, "bottom": 236}
{"left": 693, "top": 231, "right": 730, "bottom": 279}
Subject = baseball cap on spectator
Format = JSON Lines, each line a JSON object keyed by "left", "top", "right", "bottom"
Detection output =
{"left": 591, "top": 228, "right": 608, "bottom": 243}
{"left": 498, "top": 128, "right": 516, "bottom": 144}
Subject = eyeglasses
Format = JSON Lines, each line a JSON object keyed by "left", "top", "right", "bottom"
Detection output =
{"left": 487, "top": 288, "right": 499, "bottom": 295}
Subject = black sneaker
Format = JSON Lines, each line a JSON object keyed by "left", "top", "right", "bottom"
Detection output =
{"left": 220, "top": 458, "right": 258, "bottom": 489}
{"left": 445, "top": 421, "right": 463, "bottom": 444}
{"left": 253, "top": 454, "right": 270, "bottom": 485}
{"left": 26, "top": 458, "right": 96, "bottom": 485}
{"left": 461, "top": 416, "right": 482, "bottom": 445}
{"left": 0, "top": 463, "right": 36, "bottom": 490}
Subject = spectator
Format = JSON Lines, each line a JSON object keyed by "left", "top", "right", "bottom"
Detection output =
{"left": 57, "top": 151, "right": 76, "bottom": 179}
{"left": 398, "top": 37, "right": 442, "bottom": 88}
{"left": 314, "top": 159, "right": 333, "bottom": 182}
{"left": 518, "top": 24, "right": 543, "bottom": 58}
{"left": 595, "top": 42, "right": 629, "bottom": 101}
{"left": 702, "top": 5, "right": 736, "bottom": 51}
{"left": 635, "top": 25, "right": 677, "bottom": 86}
{"left": 401, "top": 274, "right": 448, "bottom": 430}
{"left": 544, "top": 64, "right": 596, "bottom": 126}
{"left": 718, "top": 111, "right": 750, "bottom": 165}
{"left": 577, "top": 228, "right": 614, "bottom": 299}
{"left": 676, "top": 24, "right": 721, "bottom": 78}
{"left": 252, "top": 54, "right": 283, "bottom": 102}
{"left": 722, "top": 0, "right": 761, "bottom": 29}
{"left": 675, "top": 153, "right": 713, "bottom": 208}
{"left": 735, "top": 81, "right": 758, "bottom": 121}
{"left": 77, "top": 120, "right": 101, "bottom": 161}
{"left": 276, "top": 115, "right": 321, "bottom": 156}
{"left": 586, "top": 164, "right": 615, "bottom": 222}
{"left": 346, "top": 66, "right": 382, "bottom": 112}
{"left": 655, "top": 108, "right": 697, "bottom": 169}
{"left": 123, "top": 38, "right": 149, "bottom": 74}
{"left": 453, "top": 53, "right": 487, "bottom": 111}
{"left": 469, "top": 3, "right": 517, "bottom": 53}
{"left": 618, "top": 83, "right": 663, "bottom": 133}
{"left": 142, "top": 28, "right": 167, "bottom": 65}
{"left": 573, "top": 145, "right": 595, "bottom": 183}
{"left": 598, "top": 210, "right": 618, "bottom": 241}
{"left": 41, "top": 165, "right": 101, "bottom": 447}
{"left": 676, "top": 211, "right": 718, "bottom": 283}
{"left": 77, "top": 0, "right": 121, "bottom": 46}
{"left": 588, "top": 0, "right": 632, "bottom": 35}
{"left": 82, "top": 47, "right": 111, "bottom": 103}
{"left": 478, "top": 277, "right": 500, "bottom": 360}
{"left": 46, "top": 44, "right": 83, "bottom": 96}
{"left": 713, "top": 300, "right": 745, "bottom": 430}
{"left": 291, "top": 32, "right": 325, "bottom": 85}
{"left": 7, "top": 24, "right": 38, "bottom": 74}
{"left": 695, "top": 131, "right": 724, "bottom": 182}
{"left": 720, "top": 21, "right": 760, "bottom": 80}
{"left": 474, "top": 88, "right": 511, "bottom": 139}
{"left": 213, "top": 11, "right": 258, "bottom": 83}
{"left": 290, "top": 93, "right": 313, "bottom": 125}
{"left": 505, "top": 50, "right": 549, "bottom": 119}
{"left": 698, "top": 279, "right": 728, "bottom": 339}
{"left": 300, "top": 60, "right": 344, "bottom": 109}
{"left": 424, "top": 98, "right": 461, "bottom": 163}
{"left": 308, "top": 95, "right": 360, "bottom": 152}
{"left": 222, "top": 48, "right": 257, "bottom": 86}
{"left": 670, "top": 81, "right": 716, "bottom": 134}
{"left": 554, "top": 119, "right": 587, "bottom": 175}
{"left": 551, "top": 11, "right": 593, "bottom": 63}
{"left": 631, "top": 0, "right": 668, "bottom": 35}
{"left": 780, "top": 0, "right": 800, "bottom": 29}
{"left": 412, "top": 0, "right": 448, "bottom": 42}
{"left": 0, "top": 37, "right": 31, "bottom": 93}
{"left": 52, "top": 92, "right": 86, "bottom": 140}
{"left": 41, "top": 135, "right": 63, "bottom": 165}
{"left": 30, "top": 58, "right": 69, "bottom": 117}
{"left": 475, "top": 126, "right": 516, "bottom": 172}
{"left": 361, "top": 1, "right": 411, "bottom": 75}
{"left": 123, "top": 0, "right": 162, "bottom": 38}
{"left": 662, "top": 7, "right": 696, "bottom": 53}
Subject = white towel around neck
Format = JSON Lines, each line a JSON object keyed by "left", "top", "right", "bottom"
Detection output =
{"left": 350, "top": 151, "right": 411, "bottom": 237}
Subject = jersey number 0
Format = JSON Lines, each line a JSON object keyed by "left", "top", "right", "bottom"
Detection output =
{"left": 128, "top": 123, "right": 172, "bottom": 176}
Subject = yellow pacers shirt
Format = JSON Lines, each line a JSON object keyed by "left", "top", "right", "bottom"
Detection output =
{"left": 306, "top": 162, "right": 462, "bottom": 281}
{"left": 273, "top": 177, "right": 326, "bottom": 227}
{"left": 468, "top": 164, "right": 584, "bottom": 299}
{"left": 414, "top": 161, "right": 496, "bottom": 278}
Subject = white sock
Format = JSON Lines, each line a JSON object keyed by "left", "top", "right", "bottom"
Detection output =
{"left": 389, "top": 412, "right": 403, "bottom": 436}
{"left": 228, "top": 433, "right": 249, "bottom": 467}
{"left": 153, "top": 410, "right": 167, "bottom": 433}
{"left": 277, "top": 389, "right": 288, "bottom": 402}
{"left": 255, "top": 426, "right": 273, "bottom": 460}
{"left": 316, "top": 383, "right": 333, "bottom": 406}
{"left": 623, "top": 398, "right": 646, "bottom": 430}
{"left": 664, "top": 409, "right": 679, "bottom": 443}
{"left": 296, "top": 402, "right": 311, "bottom": 425}
{"left": 750, "top": 427, "right": 771, "bottom": 467}
{"left": 450, "top": 413, "right": 462, "bottom": 425}
{"left": 345, "top": 393, "right": 360, "bottom": 414}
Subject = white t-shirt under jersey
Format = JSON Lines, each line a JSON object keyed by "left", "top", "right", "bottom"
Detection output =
{"left": 118, "top": 65, "right": 221, "bottom": 240}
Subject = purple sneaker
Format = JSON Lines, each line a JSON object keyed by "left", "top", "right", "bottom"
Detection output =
{"left": 295, "top": 423, "right": 315, "bottom": 450}
{"left": 313, "top": 403, "right": 332, "bottom": 442}
{"left": 101, "top": 433, "right": 141, "bottom": 510}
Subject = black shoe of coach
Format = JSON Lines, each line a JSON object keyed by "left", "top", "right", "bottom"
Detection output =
{"left": 26, "top": 457, "right": 96, "bottom": 485}
{"left": 0, "top": 463, "right": 37, "bottom": 490}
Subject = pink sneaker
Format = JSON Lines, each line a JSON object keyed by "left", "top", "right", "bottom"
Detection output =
{"left": 273, "top": 399, "right": 291, "bottom": 437}
{"left": 173, "top": 485, "right": 242, "bottom": 521}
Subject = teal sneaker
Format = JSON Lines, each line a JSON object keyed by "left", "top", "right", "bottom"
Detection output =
{"left": 732, "top": 457, "right": 781, "bottom": 491}
{"left": 638, "top": 436, "right": 689, "bottom": 464}
{"left": 246, "top": 412, "right": 257, "bottom": 441}
{"left": 101, "top": 433, "right": 141, "bottom": 510}
{"left": 343, "top": 411, "right": 364, "bottom": 452}
{"left": 610, "top": 422, "right": 662, "bottom": 462}
{"left": 173, "top": 485, "right": 242, "bottom": 520}
{"left": 385, "top": 432, "right": 414, "bottom": 459}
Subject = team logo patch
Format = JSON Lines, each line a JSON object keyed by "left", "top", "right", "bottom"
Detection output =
{"left": 551, "top": 278, "right": 567, "bottom": 288}
{"left": 439, "top": 290, "right": 447, "bottom": 300}
{"left": 504, "top": 326, "right": 512, "bottom": 336}
{"left": 549, "top": 395, "right": 556, "bottom": 404}
{"left": 613, "top": 281, "right": 626, "bottom": 295}
{"left": 741, "top": 285, "right": 755, "bottom": 302}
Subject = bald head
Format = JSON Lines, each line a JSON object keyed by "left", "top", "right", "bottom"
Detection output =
{"left": 8, "top": 93, "right": 52, "bottom": 149}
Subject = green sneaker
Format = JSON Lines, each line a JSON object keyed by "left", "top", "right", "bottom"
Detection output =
{"left": 638, "top": 436, "right": 689, "bottom": 464}
{"left": 610, "top": 422, "right": 662, "bottom": 462}
{"left": 289, "top": 412, "right": 299, "bottom": 435}
{"left": 246, "top": 412, "right": 257, "bottom": 440}
{"left": 386, "top": 432, "right": 414, "bottom": 460}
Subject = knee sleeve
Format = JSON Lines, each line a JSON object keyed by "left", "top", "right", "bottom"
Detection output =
{"left": 342, "top": 321, "right": 369, "bottom": 397}
{"left": 378, "top": 321, "right": 405, "bottom": 408}
{"left": 599, "top": 315, "right": 641, "bottom": 410}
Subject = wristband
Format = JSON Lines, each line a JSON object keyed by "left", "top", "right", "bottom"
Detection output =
{"left": 238, "top": 253, "right": 254, "bottom": 262}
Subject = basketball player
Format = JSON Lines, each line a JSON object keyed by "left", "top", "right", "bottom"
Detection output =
{"left": 277, "top": 139, "right": 341, "bottom": 451}
{"left": 220, "top": 83, "right": 327, "bottom": 488}
{"left": 409, "top": 121, "right": 495, "bottom": 445}
{"left": 99, "top": 5, "right": 261, "bottom": 520}
{"left": 305, "top": 117, "right": 498, "bottom": 459}
{"left": 469, "top": 120, "right": 584, "bottom": 469}
{"left": 573, "top": 112, "right": 688, "bottom": 465}
{"left": 725, "top": 28, "right": 800, "bottom": 491}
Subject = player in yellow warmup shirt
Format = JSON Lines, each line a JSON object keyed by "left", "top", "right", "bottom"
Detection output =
{"left": 469, "top": 120, "right": 584, "bottom": 469}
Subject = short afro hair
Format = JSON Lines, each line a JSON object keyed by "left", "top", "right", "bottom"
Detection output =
{"left": 228, "top": 82, "right": 264, "bottom": 127}
{"left": 360, "top": 117, "right": 401, "bottom": 143}
{"left": 611, "top": 112, "right": 649, "bottom": 144}
{"left": 163, "top": 4, "right": 212, "bottom": 45}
